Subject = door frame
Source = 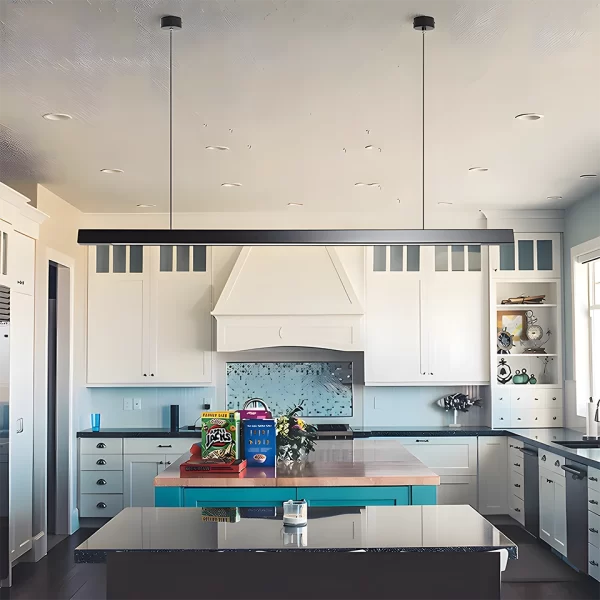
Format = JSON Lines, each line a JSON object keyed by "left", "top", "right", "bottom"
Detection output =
{"left": 32, "top": 248, "right": 76, "bottom": 560}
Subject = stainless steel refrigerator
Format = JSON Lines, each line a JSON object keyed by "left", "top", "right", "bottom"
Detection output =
{"left": 0, "top": 285, "right": 10, "bottom": 580}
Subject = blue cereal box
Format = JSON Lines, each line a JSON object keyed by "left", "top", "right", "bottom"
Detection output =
{"left": 243, "top": 419, "right": 276, "bottom": 467}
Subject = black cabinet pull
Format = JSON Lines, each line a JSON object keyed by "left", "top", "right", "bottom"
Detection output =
{"left": 96, "top": 479, "right": 107, "bottom": 486}
{"left": 157, "top": 445, "right": 172, "bottom": 448}
{"left": 541, "top": 455, "right": 546, "bottom": 461}
{"left": 553, "top": 417, "right": 557, "bottom": 420}
{"left": 514, "top": 483, "right": 521, "bottom": 488}
{"left": 158, "top": 461, "right": 164, "bottom": 465}
{"left": 590, "top": 477, "right": 598, "bottom": 482}
{"left": 590, "top": 499, "right": 599, "bottom": 505}
{"left": 590, "top": 560, "right": 599, "bottom": 567}
{"left": 589, "top": 527, "right": 599, "bottom": 533}
{"left": 166, "top": 461, "right": 172, "bottom": 466}
{"left": 150, "top": 373, "right": 155, "bottom": 376}
{"left": 96, "top": 459, "right": 106, "bottom": 466}
{"left": 415, "top": 439, "right": 429, "bottom": 443}
{"left": 547, "top": 478, "right": 553, "bottom": 484}
{"left": 96, "top": 443, "right": 106, "bottom": 449}
{"left": 555, "top": 460, "right": 560, "bottom": 467}
{"left": 514, "top": 463, "right": 521, "bottom": 467}
{"left": 96, "top": 502, "right": 107, "bottom": 509}
{"left": 513, "top": 508, "right": 521, "bottom": 512}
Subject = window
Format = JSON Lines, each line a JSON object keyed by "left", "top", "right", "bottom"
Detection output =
{"left": 589, "top": 259, "right": 600, "bottom": 399}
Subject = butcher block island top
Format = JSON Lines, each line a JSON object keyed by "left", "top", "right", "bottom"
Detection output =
{"left": 154, "top": 439, "right": 440, "bottom": 488}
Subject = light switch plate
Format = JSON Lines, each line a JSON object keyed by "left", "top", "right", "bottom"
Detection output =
{"left": 123, "top": 398, "right": 133, "bottom": 411}
{"left": 133, "top": 398, "right": 142, "bottom": 411}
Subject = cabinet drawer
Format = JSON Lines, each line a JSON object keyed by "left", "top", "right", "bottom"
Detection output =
{"left": 589, "top": 467, "right": 600, "bottom": 493}
{"left": 545, "top": 389, "right": 563, "bottom": 408}
{"left": 80, "top": 470, "right": 123, "bottom": 494}
{"left": 589, "top": 511, "right": 600, "bottom": 549}
{"left": 508, "top": 437, "right": 524, "bottom": 451}
{"left": 80, "top": 494, "right": 123, "bottom": 518}
{"left": 509, "top": 450, "right": 524, "bottom": 475}
{"left": 511, "top": 390, "right": 544, "bottom": 410}
{"left": 590, "top": 489, "right": 600, "bottom": 516}
{"left": 509, "top": 493, "right": 525, "bottom": 526}
{"left": 80, "top": 454, "right": 123, "bottom": 471}
{"left": 589, "top": 543, "right": 600, "bottom": 582}
{"left": 80, "top": 438, "right": 123, "bottom": 455}
{"left": 123, "top": 438, "right": 200, "bottom": 455}
{"left": 510, "top": 470, "right": 524, "bottom": 499}
{"left": 539, "top": 450, "right": 565, "bottom": 477}
{"left": 399, "top": 438, "right": 477, "bottom": 476}
{"left": 493, "top": 407, "right": 511, "bottom": 428}
{"left": 546, "top": 408, "right": 563, "bottom": 427}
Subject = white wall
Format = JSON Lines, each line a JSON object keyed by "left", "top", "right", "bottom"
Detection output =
{"left": 33, "top": 185, "right": 90, "bottom": 552}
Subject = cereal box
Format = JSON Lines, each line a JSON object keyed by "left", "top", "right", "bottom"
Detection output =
{"left": 243, "top": 419, "right": 276, "bottom": 467}
{"left": 201, "top": 411, "right": 240, "bottom": 461}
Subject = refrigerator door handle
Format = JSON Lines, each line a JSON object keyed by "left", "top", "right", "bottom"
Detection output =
{"left": 16, "top": 418, "right": 24, "bottom": 434}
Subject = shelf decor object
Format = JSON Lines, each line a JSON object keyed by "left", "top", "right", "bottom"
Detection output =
{"left": 497, "top": 310, "right": 528, "bottom": 342}
{"left": 436, "top": 393, "right": 482, "bottom": 428}
{"left": 497, "top": 358, "right": 512, "bottom": 384}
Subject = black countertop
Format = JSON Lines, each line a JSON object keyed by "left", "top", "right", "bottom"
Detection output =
{"left": 353, "top": 426, "right": 504, "bottom": 437}
{"left": 77, "top": 428, "right": 202, "bottom": 438}
{"left": 74, "top": 505, "right": 517, "bottom": 563}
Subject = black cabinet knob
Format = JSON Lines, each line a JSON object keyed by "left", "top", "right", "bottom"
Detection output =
{"left": 96, "top": 479, "right": 107, "bottom": 486}
{"left": 166, "top": 461, "right": 172, "bottom": 466}
{"left": 150, "top": 373, "right": 155, "bottom": 377}
{"left": 514, "top": 483, "right": 521, "bottom": 488}
{"left": 96, "top": 443, "right": 106, "bottom": 449}
{"left": 590, "top": 528, "right": 599, "bottom": 533}
{"left": 541, "top": 455, "right": 546, "bottom": 461}
{"left": 590, "top": 499, "right": 599, "bottom": 505}
{"left": 555, "top": 460, "right": 560, "bottom": 467}
{"left": 143, "top": 374, "right": 147, "bottom": 377}
{"left": 513, "top": 508, "right": 521, "bottom": 512}
{"left": 590, "top": 560, "right": 599, "bottom": 567}
{"left": 590, "top": 477, "right": 598, "bottom": 482}
{"left": 96, "top": 459, "right": 106, "bottom": 466}
{"left": 96, "top": 502, "right": 107, "bottom": 509}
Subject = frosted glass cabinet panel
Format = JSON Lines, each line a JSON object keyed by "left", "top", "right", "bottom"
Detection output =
{"left": 491, "top": 233, "right": 561, "bottom": 278}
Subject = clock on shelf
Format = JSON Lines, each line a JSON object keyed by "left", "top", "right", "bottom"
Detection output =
{"left": 497, "top": 327, "right": 515, "bottom": 354}
{"left": 521, "top": 310, "right": 552, "bottom": 354}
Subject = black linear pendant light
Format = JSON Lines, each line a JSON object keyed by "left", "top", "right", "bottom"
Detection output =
{"left": 77, "top": 14, "right": 512, "bottom": 247}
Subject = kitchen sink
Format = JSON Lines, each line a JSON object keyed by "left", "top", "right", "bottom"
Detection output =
{"left": 555, "top": 440, "right": 600, "bottom": 449}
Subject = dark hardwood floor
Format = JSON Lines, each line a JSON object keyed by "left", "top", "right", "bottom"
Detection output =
{"left": 1, "top": 526, "right": 598, "bottom": 600}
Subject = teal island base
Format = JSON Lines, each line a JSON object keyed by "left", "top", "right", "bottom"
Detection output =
{"left": 155, "top": 485, "right": 437, "bottom": 508}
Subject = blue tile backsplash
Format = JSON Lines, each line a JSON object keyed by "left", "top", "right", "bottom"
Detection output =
{"left": 226, "top": 362, "right": 353, "bottom": 417}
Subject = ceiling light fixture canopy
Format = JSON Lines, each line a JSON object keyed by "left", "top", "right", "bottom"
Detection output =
{"left": 515, "top": 113, "right": 544, "bottom": 121}
{"left": 42, "top": 113, "right": 72, "bottom": 121}
{"left": 78, "top": 14, "right": 512, "bottom": 247}
{"left": 100, "top": 168, "right": 124, "bottom": 174}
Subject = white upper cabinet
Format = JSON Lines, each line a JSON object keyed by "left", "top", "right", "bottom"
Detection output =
{"left": 0, "top": 221, "right": 11, "bottom": 288}
{"left": 365, "top": 245, "right": 489, "bottom": 385}
{"left": 9, "top": 232, "right": 35, "bottom": 296}
{"left": 490, "top": 233, "right": 561, "bottom": 279}
{"left": 87, "top": 245, "right": 212, "bottom": 386}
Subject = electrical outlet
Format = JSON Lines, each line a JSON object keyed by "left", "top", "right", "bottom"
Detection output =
{"left": 123, "top": 398, "right": 133, "bottom": 411}
{"left": 133, "top": 398, "right": 142, "bottom": 411}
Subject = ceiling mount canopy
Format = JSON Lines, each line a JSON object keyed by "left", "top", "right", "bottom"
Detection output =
{"left": 77, "top": 13, "right": 513, "bottom": 247}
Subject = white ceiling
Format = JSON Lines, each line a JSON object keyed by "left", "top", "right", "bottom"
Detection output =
{"left": 0, "top": 0, "right": 599, "bottom": 214}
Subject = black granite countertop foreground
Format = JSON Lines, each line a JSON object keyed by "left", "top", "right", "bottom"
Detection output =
{"left": 352, "top": 426, "right": 504, "bottom": 438}
{"left": 74, "top": 505, "right": 517, "bottom": 563}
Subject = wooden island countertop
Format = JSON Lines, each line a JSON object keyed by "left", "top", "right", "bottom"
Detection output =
{"left": 154, "top": 439, "right": 440, "bottom": 488}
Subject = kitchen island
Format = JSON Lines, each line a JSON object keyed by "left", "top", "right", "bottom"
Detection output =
{"left": 75, "top": 504, "right": 515, "bottom": 599}
{"left": 154, "top": 439, "right": 440, "bottom": 508}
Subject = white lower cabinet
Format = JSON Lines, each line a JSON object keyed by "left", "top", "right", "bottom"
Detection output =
{"left": 124, "top": 455, "right": 168, "bottom": 508}
{"left": 509, "top": 492, "right": 525, "bottom": 526}
{"left": 539, "top": 466, "right": 567, "bottom": 556}
{"left": 478, "top": 437, "right": 508, "bottom": 515}
{"left": 437, "top": 476, "right": 478, "bottom": 508}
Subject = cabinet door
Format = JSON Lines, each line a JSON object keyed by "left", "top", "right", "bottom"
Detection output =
{"left": 425, "top": 270, "right": 488, "bottom": 383}
{"left": 552, "top": 476, "right": 567, "bottom": 556}
{"left": 9, "top": 232, "right": 35, "bottom": 296}
{"left": 9, "top": 293, "right": 34, "bottom": 560}
{"left": 478, "top": 437, "right": 508, "bottom": 515}
{"left": 150, "top": 246, "right": 212, "bottom": 384}
{"left": 399, "top": 437, "right": 477, "bottom": 476}
{"left": 0, "top": 222, "right": 11, "bottom": 287}
{"left": 538, "top": 470, "right": 554, "bottom": 545}
{"left": 490, "top": 233, "right": 561, "bottom": 279}
{"left": 87, "top": 247, "right": 150, "bottom": 385}
{"left": 365, "top": 271, "right": 424, "bottom": 384}
{"left": 123, "top": 454, "right": 165, "bottom": 508}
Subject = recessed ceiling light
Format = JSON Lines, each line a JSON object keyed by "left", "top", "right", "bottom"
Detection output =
{"left": 205, "top": 146, "right": 230, "bottom": 151}
{"left": 580, "top": 174, "right": 597, "bottom": 179}
{"left": 42, "top": 112, "right": 72, "bottom": 121}
{"left": 468, "top": 167, "right": 489, "bottom": 172}
{"left": 288, "top": 202, "right": 303, "bottom": 207}
{"left": 547, "top": 196, "right": 563, "bottom": 201}
{"left": 221, "top": 182, "right": 242, "bottom": 187}
{"left": 136, "top": 204, "right": 156, "bottom": 208}
{"left": 100, "top": 168, "right": 124, "bottom": 174}
{"left": 515, "top": 113, "right": 544, "bottom": 121}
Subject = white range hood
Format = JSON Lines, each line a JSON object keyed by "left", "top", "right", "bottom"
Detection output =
{"left": 212, "top": 246, "right": 363, "bottom": 352}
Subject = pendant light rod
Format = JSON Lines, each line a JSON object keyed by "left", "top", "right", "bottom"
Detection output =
{"left": 413, "top": 16, "right": 435, "bottom": 231}
{"left": 161, "top": 15, "right": 182, "bottom": 230}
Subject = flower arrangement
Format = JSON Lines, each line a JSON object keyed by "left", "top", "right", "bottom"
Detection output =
{"left": 276, "top": 402, "right": 317, "bottom": 463}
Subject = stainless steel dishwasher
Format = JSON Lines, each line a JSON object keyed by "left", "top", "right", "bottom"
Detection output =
{"left": 562, "top": 460, "right": 588, "bottom": 574}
